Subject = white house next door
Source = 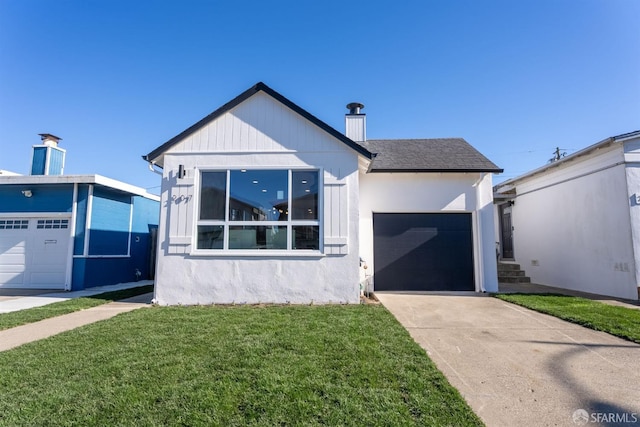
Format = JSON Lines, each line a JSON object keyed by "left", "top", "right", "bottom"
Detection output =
{"left": 0, "top": 218, "right": 71, "bottom": 289}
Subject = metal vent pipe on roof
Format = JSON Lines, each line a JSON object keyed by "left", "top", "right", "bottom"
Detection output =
{"left": 346, "top": 102, "right": 364, "bottom": 115}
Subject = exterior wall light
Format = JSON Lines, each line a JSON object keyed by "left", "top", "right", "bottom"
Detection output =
{"left": 21, "top": 190, "right": 33, "bottom": 198}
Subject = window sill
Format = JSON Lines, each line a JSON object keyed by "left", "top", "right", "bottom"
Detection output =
{"left": 189, "top": 249, "right": 326, "bottom": 258}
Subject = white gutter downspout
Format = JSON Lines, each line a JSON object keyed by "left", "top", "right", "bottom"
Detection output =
{"left": 148, "top": 161, "right": 163, "bottom": 175}
{"left": 64, "top": 183, "right": 78, "bottom": 291}
{"left": 147, "top": 160, "right": 162, "bottom": 305}
{"left": 474, "top": 173, "right": 487, "bottom": 293}
{"left": 83, "top": 184, "right": 94, "bottom": 257}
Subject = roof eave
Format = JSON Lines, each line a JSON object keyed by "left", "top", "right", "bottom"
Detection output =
{"left": 143, "top": 82, "right": 374, "bottom": 164}
{"left": 495, "top": 130, "right": 640, "bottom": 189}
{"left": 0, "top": 174, "right": 160, "bottom": 200}
{"left": 369, "top": 168, "right": 504, "bottom": 173}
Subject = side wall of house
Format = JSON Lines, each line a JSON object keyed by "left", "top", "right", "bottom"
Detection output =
{"left": 358, "top": 172, "right": 499, "bottom": 292}
{"left": 72, "top": 188, "right": 159, "bottom": 289}
{"left": 153, "top": 93, "right": 362, "bottom": 305}
{"left": 507, "top": 144, "right": 637, "bottom": 299}
{"left": 624, "top": 138, "right": 640, "bottom": 297}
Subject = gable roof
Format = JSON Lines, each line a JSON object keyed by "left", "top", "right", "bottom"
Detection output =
{"left": 143, "top": 82, "right": 374, "bottom": 167}
{"left": 362, "top": 138, "right": 503, "bottom": 173}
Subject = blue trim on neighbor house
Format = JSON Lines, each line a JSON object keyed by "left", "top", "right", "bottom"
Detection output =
{"left": 0, "top": 184, "right": 73, "bottom": 213}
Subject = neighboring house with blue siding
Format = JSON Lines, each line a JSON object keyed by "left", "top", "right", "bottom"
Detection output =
{"left": 0, "top": 134, "right": 160, "bottom": 290}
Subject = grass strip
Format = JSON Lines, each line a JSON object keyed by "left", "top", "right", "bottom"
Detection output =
{"left": 0, "top": 285, "right": 153, "bottom": 331}
{"left": 0, "top": 305, "right": 483, "bottom": 426}
{"left": 495, "top": 293, "right": 640, "bottom": 344}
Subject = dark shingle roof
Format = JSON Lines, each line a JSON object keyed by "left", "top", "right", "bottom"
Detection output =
{"left": 362, "top": 138, "right": 503, "bottom": 173}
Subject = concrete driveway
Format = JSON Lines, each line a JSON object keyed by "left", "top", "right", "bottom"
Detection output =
{"left": 376, "top": 293, "right": 640, "bottom": 427}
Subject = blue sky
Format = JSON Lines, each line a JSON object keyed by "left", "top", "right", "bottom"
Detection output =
{"left": 1, "top": 0, "right": 638, "bottom": 194}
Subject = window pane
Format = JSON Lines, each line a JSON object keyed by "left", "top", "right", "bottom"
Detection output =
{"left": 229, "top": 170, "right": 288, "bottom": 221}
{"left": 293, "top": 226, "right": 319, "bottom": 250}
{"left": 229, "top": 226, "right": 287, "bottom": 249}
{"left": 292, "top": 171, "right": 318, "bottom": 220}
{"left": 197, "top": 225, "right": 224, "bottom": 249}
{"left": 200, "top": 172, "right": 227, "bottom": 220}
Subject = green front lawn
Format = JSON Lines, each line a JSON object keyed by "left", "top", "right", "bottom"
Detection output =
{"left": 0, "top": 285, "right": 153, "bottom": 332}
{"left": 0, "top": 305, "right": 482, "bottom": 426}
{"left": 495, "top": 293, "right": 640, "bottom": 344}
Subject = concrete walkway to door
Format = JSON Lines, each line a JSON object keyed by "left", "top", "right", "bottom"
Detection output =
{"left": 376, "top": 293, "right": 640, "bottom": 427}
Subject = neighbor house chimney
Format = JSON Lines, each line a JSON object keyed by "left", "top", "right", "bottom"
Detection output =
{"left": 345, "top": 102, "right": 366, "bottom": 142}
{"left": 31, "top": 133, "right": 66, "bottom": 175}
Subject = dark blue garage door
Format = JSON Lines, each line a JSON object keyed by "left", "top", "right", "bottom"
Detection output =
{"left": 373, "top": 213, "right": 474, "bottom": 291}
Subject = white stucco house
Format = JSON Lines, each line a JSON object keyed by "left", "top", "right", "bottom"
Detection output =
{"left": 143, "top": 82, "right": 502, "bottom": 305}
{"left": 494, "top": 130, "right": 640, "bottom": 301}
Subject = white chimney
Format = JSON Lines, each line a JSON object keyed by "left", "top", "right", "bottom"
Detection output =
{"left": 40, "top": 133, "right": 61, "bottom": 147}
{"left": 345, "top": 102, "right": 366, "bottom": 142}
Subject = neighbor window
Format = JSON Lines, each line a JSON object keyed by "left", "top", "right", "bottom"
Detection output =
{"left": 197, "top": 169, "right": 320, "bottom": 251}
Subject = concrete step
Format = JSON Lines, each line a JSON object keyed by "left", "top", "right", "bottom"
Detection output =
{"left": 498, "top": 270, "right": 527, "bottom": 277}
{"left": 499, "top": 276, "right": 532, "bottom": 284}
{"left": 497, "top": 262, "right": 531, "bottom": 284}
{"left": 497, "top": 262, "right": 522, "bottom": 271}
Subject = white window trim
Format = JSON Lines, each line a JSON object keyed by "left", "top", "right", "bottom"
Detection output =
{"left": 191, "top": 167, "right": 324, "bottom": 256}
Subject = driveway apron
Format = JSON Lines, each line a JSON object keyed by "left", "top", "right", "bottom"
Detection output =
{"left": 376, "top": 293, "right": 640, "bottom": 427}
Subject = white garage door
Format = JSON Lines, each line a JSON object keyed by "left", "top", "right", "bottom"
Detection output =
{"left": 0, "top": 218, "right": 71, "bottom": 289}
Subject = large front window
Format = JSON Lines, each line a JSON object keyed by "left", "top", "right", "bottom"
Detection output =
{"left": 197, "top": 169, "right": 320, "bottom": 251}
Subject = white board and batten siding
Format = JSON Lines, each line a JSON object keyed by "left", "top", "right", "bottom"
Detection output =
{"left": 324, "top": 171, "right": 349, "bottom": 256}
{"left": 165, "top": 171, "right": 194, "bottom": 255}
{"left": 155, "top": 92, "right": 361, "bottom": 305}
{"left": 167, "top": 92, "right": 345, "bottom": 155}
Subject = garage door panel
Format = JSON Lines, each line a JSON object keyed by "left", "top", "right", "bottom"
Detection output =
{"left": 373, "top": 213, "right": 474, "bottom": 291}
{"left": 0, "top": 253, "right": 26, "bottom": 266}
{"left": 0, "top": 218, "right": 70, "bottom": 289}
{"left": 373, "top": 227, "right": 438, "bottom": 271}
{"left": 0, "top": 235, "right": 26, "bottom": 253}
{"left": 0, "top": 272, "right": 25, "bottom": 286}
{"left": 29, "top": 272, "right": 67, "bottom": 285}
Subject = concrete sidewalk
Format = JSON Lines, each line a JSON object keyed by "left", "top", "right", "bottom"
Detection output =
{"left": 0, "top": 292, "right": 152, "bottom": 352}
{"left": 377, "top": 293, "right": 640, "bottom": 427}
{"left": 0, "top": 280, "right": 154, "bottom": 314}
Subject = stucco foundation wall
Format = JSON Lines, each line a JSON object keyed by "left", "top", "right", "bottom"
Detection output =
{"left": 510, "top": 159, "right": 637, "bottom": 300}
{"left": 154, "top": 255, "right": 359, "bottom": 304}
{"left": 359, "top": 172, "right": 498, "bottom": 292}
